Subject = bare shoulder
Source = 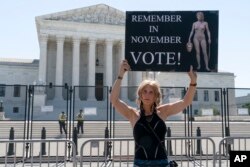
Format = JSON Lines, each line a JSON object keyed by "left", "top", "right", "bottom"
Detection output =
{"left": 156, "top": 104, "right": 171, "bottom": 120}
{"left": 129, "top": 107, "right": 140, "bottom": 119}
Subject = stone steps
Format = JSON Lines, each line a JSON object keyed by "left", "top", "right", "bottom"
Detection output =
{"left": 0, "top": 121, "right": 249, "bottom": 139}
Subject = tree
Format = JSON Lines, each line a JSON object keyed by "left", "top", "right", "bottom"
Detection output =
{"left": 242, "top": 103, "right": 250, "bottom": 115}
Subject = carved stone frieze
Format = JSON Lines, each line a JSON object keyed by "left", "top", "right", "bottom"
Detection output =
{"left": 44, "top": 4, "right": 125, "bottom": 26}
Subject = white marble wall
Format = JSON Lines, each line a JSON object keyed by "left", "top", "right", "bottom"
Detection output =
{"left": 0, "top": 60, "right": 38, "bottom": 85}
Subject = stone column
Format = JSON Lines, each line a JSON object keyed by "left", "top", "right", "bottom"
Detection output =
{"left": 38, "top": 34, "right": 48, "bottom": 83}
{"left": 119, "top": 40, "right": 128, "bottom": 100}
{"left": 55, "top": 35, "right": 65, "bottom": 99}
{"left": 87, "top": 38, "right": 96, "bottom": 101}
{"left": 134, "top": 72, "right": 142, "bottom": 86}
{"left": 72, "top": 36, "right": 81, "bottom": 99}
{"left": 37, "top": 33, "right": 48, "bottom": 106}
{"left": 105, "top": 39, "right": 113, "bottom": 87}
{"left": 128, "top": 71, "right": 142, "bottom": 102}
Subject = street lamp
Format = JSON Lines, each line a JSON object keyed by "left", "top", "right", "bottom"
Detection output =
{"left": 96, "top": 58, "right": 99, "bottom": 66}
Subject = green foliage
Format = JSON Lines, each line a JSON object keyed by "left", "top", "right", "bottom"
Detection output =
{"left": 213, "top": 108, "right": 220, "bottom": 116}
{"left": 242, "top": 103, "right": 250, "bottom": 115}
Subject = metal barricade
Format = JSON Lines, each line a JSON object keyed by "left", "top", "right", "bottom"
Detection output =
{"left": 80, "top": 137, "right": 216, "bottom": 167}
{"left": 0, "top": 139, "right": 77, "bottom": 167}
{"left": 218, "top": 136, "right": 250, "bottom": 167}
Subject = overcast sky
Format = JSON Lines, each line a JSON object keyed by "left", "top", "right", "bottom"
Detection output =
{"left": 0, "top": 0, "right": 250, "bottom": 88}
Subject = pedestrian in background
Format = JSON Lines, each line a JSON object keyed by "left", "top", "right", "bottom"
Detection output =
{"left": 58, "top": 111, "right": 67, "bottom": 134}
{"left": 77, "top": 109, "right": 84, "bottom": 134}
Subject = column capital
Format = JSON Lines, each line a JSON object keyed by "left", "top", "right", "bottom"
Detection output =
{"left": 72, "top": 36, "right": 81, "bottom": 41}
{"left": 56, "top": 35, "right": 65, "bottom": 42}
{"left": 39, "top": 33, "right": 48, "bottom": 42}
{"left": 105, "top": 39, "right": 113, "bottom": 45}
{"left": 119, "top": 39, "right": 125, "bottom": 43}
{"left": 88, "top": 37, "right": 97, "bottom": 44}
{"left": 72, "top": 36, "right": 81, "bottom": 45}
{"left": 119, "top": 40, "right": 125, "bottom": 46}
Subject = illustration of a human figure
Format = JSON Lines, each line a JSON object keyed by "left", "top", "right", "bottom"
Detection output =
{"left": 188, "top": 11, "right": 211, "bottom": 71}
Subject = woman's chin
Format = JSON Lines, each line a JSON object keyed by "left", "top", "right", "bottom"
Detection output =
{"left": 142, "top": 101, "right": 153, "bottom": 106}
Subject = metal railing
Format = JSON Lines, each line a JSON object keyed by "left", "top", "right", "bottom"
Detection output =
{"left": 218, "top": 136, "right": 250, "bottom": 167}
{"left": 1, "top": 85, "right": 250, "bottom": 140}
{"left": 0, "top": 139, "right": 77, "bottom": 167}
{"left": 1, "top": 137, "right": 250, "bottom": 166}
{"left": 79, "top": 137, "right": 216, "bottom": 167}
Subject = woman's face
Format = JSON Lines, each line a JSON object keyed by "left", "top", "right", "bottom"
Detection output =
{"left": 140, "top": 85, "right": 156, "bottom": 106}
{"left": 196, "top": 12, "right": 204, "bottom": 21}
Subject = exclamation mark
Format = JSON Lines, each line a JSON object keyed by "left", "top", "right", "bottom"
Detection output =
{"left": 177, "top": 52, "right": 181, "bottom": 65}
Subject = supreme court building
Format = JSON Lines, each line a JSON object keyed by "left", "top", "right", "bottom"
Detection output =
{"left": 0, "top": 4, "right": 237, "bottom": 120}
{"left": 35, "top": 4, "right": 150, "bottom": 102}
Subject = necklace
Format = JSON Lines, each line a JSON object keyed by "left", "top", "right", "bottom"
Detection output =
{"left": 145, "top": 114, "right": 154, "bottom": 122}
{"left": 141, "top": 103, "right": 156, "bottom": 122}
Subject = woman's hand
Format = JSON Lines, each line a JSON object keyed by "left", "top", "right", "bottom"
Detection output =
{"left": 188, "top": 65, "right": 197, "bottom": 84}
{"left": 208, "top": 39, "right": 211, "bottom": 44}
{"left": 118, "top": 60, "right": 130, "bottom": 77}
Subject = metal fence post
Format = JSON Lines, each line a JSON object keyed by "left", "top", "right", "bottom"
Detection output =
{"left": 7, "top": 127, "right": 15, "bottom": 155}
{"left": 103, "top": 127, "right": 111, "bottom": 158}
{"left": 225, "top": 127, "right": 231, "bottom": 155}
{"left": 73, "top": 127, "right": 78, "bottom": 155}
{"left": 41, "top": 127, "right": 46, "bottom": 155}
{"left": 196, "top": 127, "right": 203, "bottom": 155}
{"left": 167, "top": 127, "right": 173, "bottom": 156}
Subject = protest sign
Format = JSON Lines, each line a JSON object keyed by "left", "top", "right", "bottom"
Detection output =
{"left": 125, "top": 11, "right": 218, "bottom": 72}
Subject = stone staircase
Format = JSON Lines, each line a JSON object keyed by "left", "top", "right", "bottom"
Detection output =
{"left": 0, "top": 121, "right": 108, "bottom": 139}
{"left": 0, "top": 121, "right": 249, "bottom": 139}
{"left": 113, "top": 121, "right": 250, "bottom": 137}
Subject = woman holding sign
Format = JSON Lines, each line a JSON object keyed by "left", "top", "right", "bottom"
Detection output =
{"left": 110, "top": 60, "right": 197, "bottom": 167}
{"left": 188, "top": 11, "right": 211, "bottom": 71}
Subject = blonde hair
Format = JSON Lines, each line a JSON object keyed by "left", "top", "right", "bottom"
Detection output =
{"left": 136, "top": 79, "right": 162, "bottom": 107}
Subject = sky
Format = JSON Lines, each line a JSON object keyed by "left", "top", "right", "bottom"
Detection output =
{"left": 0, "top": 0, "right": 250, "bottom": 88}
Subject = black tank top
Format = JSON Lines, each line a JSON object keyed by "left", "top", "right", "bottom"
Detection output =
{"left": 133, "top": 109, "right": 167, "bottom": 160}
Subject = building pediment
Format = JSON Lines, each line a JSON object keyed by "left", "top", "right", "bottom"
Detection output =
{"left": 36, "top": 4, "right": 125, "bottom": 26}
